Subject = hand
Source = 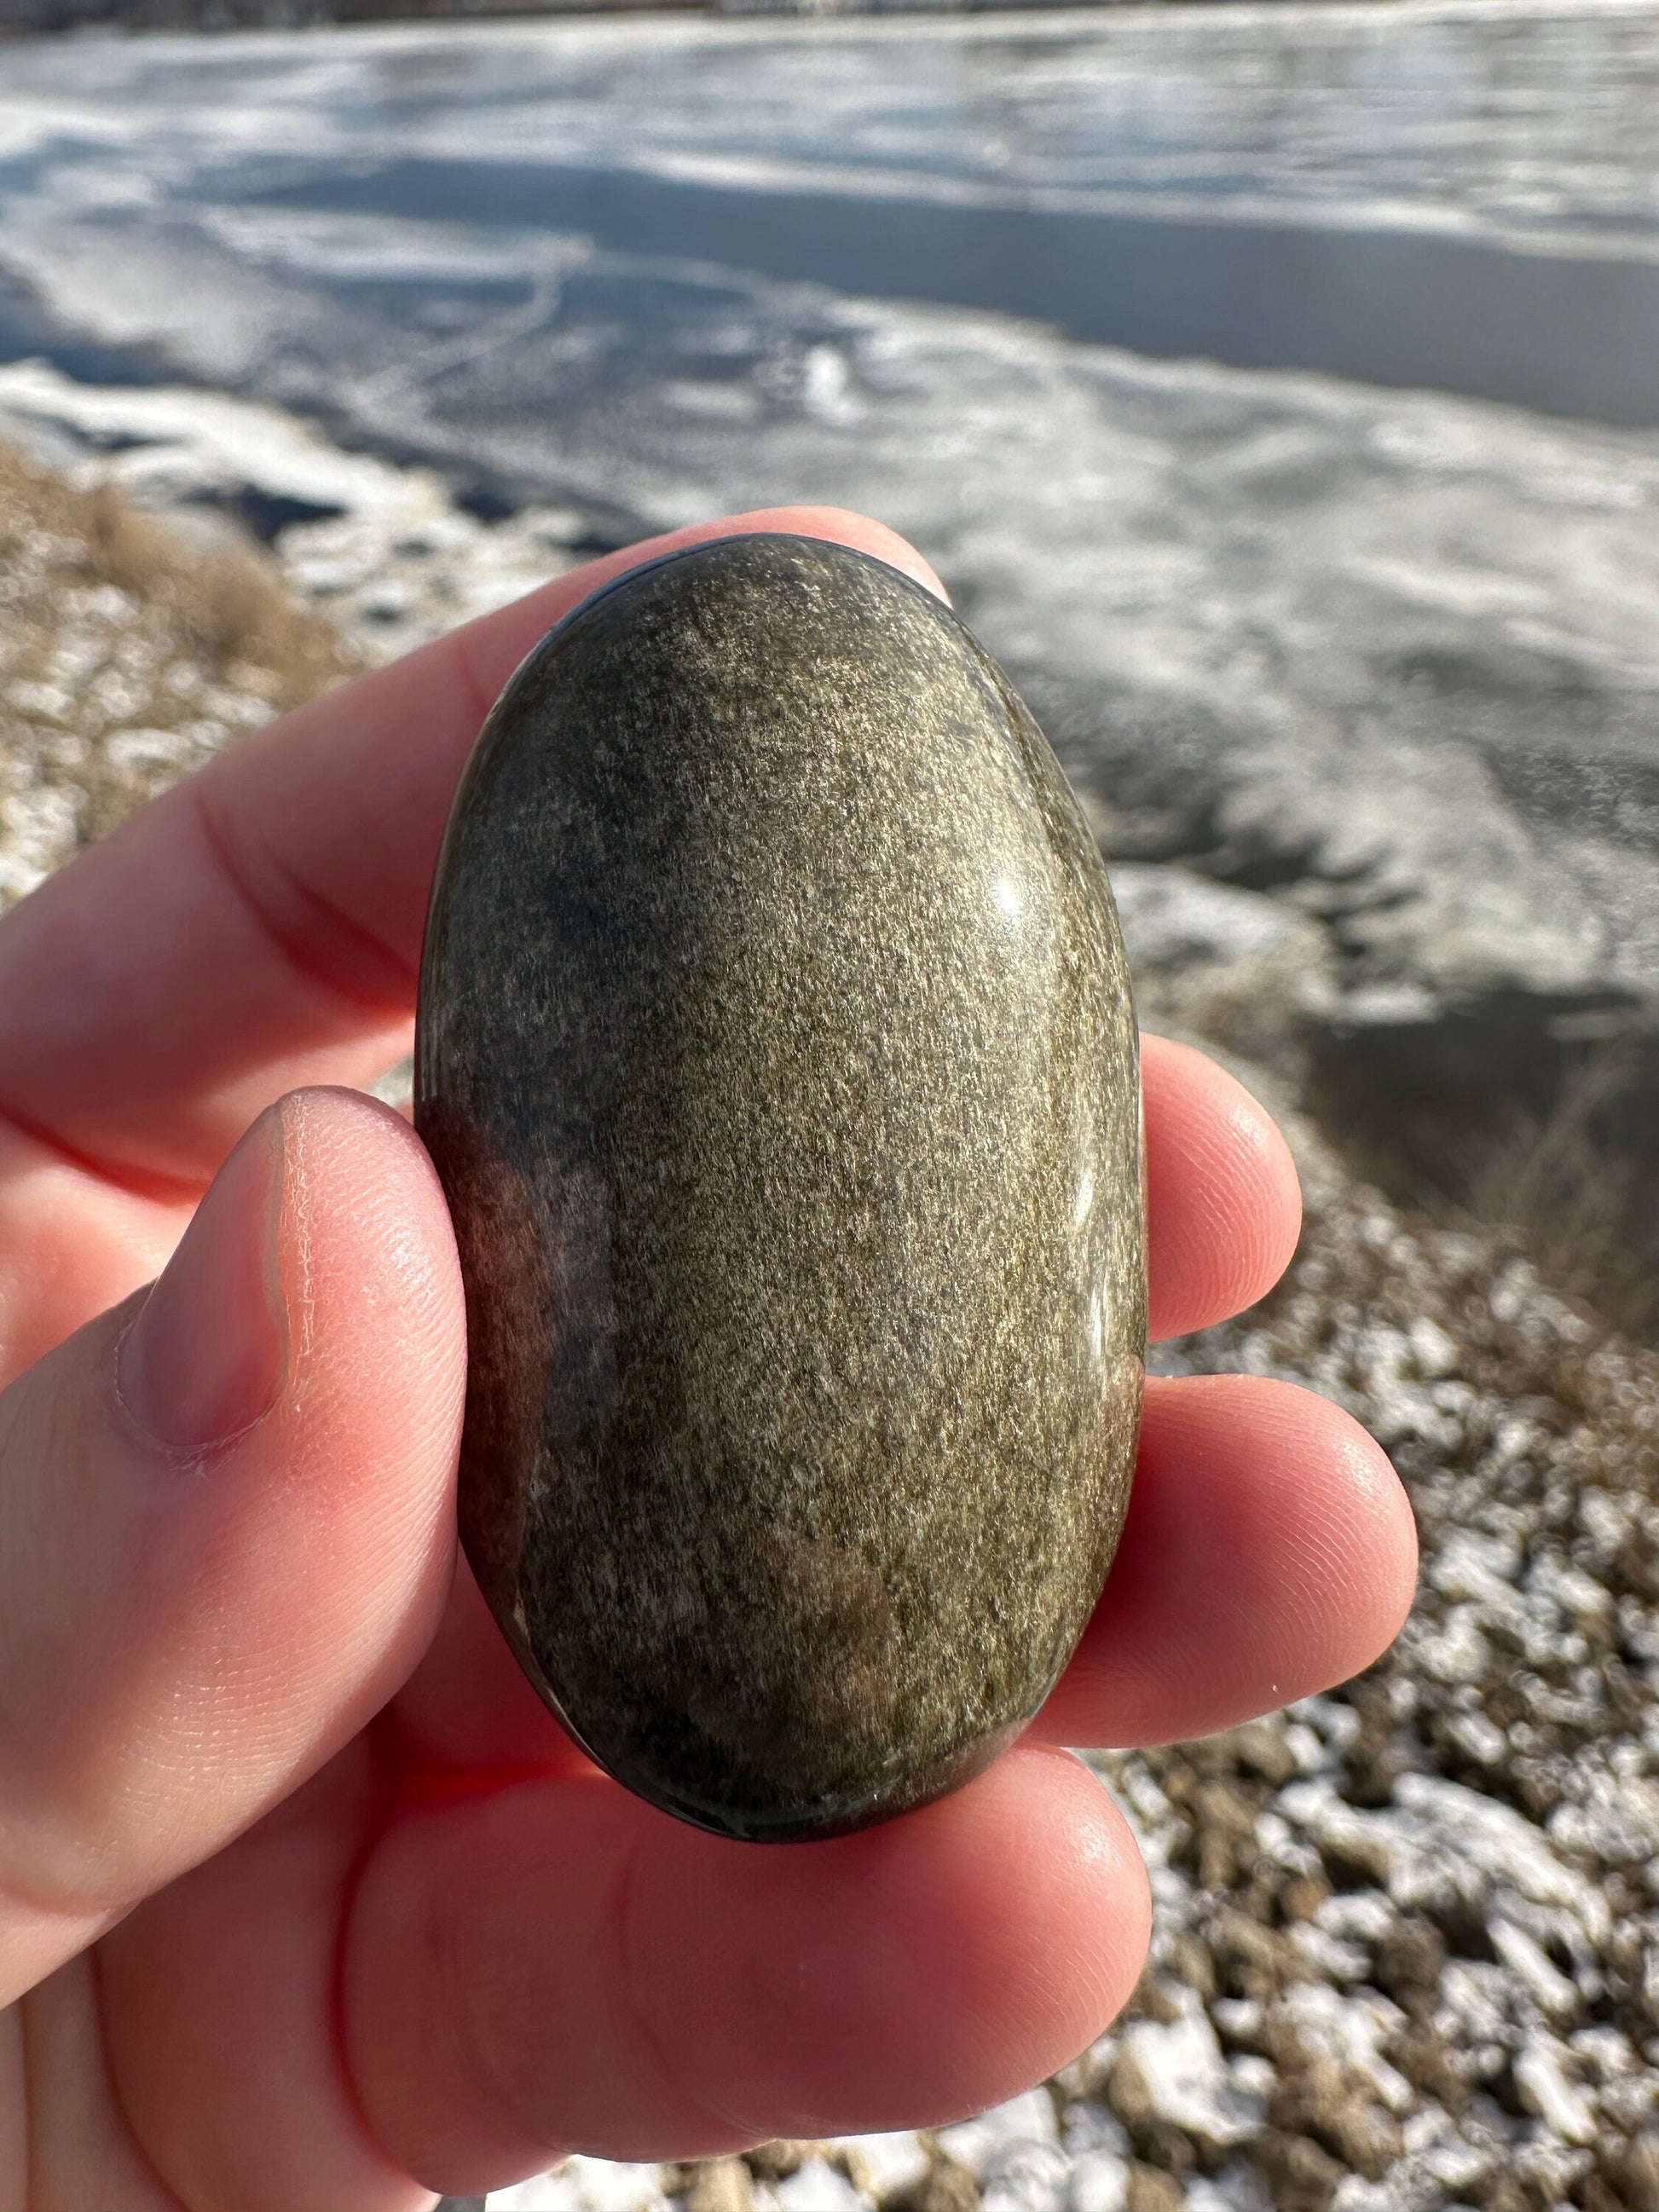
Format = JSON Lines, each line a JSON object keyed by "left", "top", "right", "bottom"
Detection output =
{"left": 0, "top": 509, "right": 1416, "bottom": 2210}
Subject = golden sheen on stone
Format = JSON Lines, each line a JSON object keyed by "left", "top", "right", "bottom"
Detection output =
{"left": 415, "top": 533, "right": 1146, "bottom": 1842}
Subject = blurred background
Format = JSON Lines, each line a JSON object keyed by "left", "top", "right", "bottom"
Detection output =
{"left": 2, "top": 5, "right": 1658, "bottom": 2209}
{"left": 3, "top": 1, "right": 1657, "bottom": 1322}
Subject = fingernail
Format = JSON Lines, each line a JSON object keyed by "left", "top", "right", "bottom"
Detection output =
{"left": 119, "top": 1106, "right": 289, "bottom": 1453}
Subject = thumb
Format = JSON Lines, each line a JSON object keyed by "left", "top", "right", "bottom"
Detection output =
{"left": 0, "top": 1087, "right": 464, "bottom": 2005}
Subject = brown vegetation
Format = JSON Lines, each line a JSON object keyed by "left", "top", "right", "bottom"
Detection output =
{"left": 0, "top": 441, "right": 353, "bottom": 897}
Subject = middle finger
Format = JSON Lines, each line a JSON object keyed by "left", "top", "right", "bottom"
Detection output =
{"left": 391, "top": 1373, "right": 1414, "bottom": 1778}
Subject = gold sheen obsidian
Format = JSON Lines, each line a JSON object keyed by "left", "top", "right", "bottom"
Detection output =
{"left": 415, "top": 534, "right": 1145, "bottom": 1841}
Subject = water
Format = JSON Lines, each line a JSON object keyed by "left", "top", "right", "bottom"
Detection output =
{"left": 2, "top": 1, "right": 1658, "bottom": 432}
{"left": 2, "top": 2, "right": 1657, "bottom": 1209}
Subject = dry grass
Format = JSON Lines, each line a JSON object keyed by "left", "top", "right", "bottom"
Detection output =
{"left": 1459, "top": 1050, "right": 1656, "bottom": 1340}
{"left": 1306, "top": 1047, "right": 1658, "bottom": 1348}
{"left": 0, "top": 441, "right": 356, "bottom": 898}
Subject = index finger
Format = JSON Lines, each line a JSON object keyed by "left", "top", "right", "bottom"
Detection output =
{"left": 0, "top": 506, "right": 944, "bottom": 1191}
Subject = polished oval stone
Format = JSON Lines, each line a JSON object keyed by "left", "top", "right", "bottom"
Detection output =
{"left": 416, "top": 534, "right": 1145, "bottom": 1841}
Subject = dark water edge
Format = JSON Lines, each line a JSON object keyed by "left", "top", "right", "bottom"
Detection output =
{"left": 254, "top": 153, "right": 1659, "bottom": 430}
{"left": 9, "top": 0, "right": 702, "bottom": 36}
{"left": 0, "top": 268, "right": 168, "bottom": 388}
{"left": 1, "top": 0, "right": 1139, "bottom": 33}
{"left": 13, "top": 166, "right": 1659, "bottom": 436}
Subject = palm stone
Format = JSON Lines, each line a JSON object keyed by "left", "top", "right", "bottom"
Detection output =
{"left": 415, "top": 533, "right": 1145, "bottom": 1842}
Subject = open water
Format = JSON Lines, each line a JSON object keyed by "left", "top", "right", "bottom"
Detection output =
{"left": 2, "top": 0, "right": 1658, "bottom": 459}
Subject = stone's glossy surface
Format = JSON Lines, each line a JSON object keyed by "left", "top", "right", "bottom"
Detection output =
{"left": 416, "top": 533, "right": 1145, "bottom": 1841}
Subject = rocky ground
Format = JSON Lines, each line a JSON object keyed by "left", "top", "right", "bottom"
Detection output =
{"left": 3, "top": 401, "right": 1657, "bottom": 2212}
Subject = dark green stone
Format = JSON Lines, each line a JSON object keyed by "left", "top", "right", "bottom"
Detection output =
{"left": 415, "top": 534, "right": 1145, "bottom": 1842}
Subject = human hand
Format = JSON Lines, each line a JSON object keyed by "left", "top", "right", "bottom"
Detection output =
{"left": 0, "top": 509, "right": 1416, "bottom": 2209}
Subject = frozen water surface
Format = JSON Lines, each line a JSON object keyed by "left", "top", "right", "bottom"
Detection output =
{"left": 2, "top": 0, "right": 1659, "bottom": 421}
{"left": 0, "top": 0, "right": 1656, "bottom": 1189}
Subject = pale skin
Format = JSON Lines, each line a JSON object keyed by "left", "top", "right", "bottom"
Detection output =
{"left": 0, "top": 508, "right": 1418, "bottom": 2210}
